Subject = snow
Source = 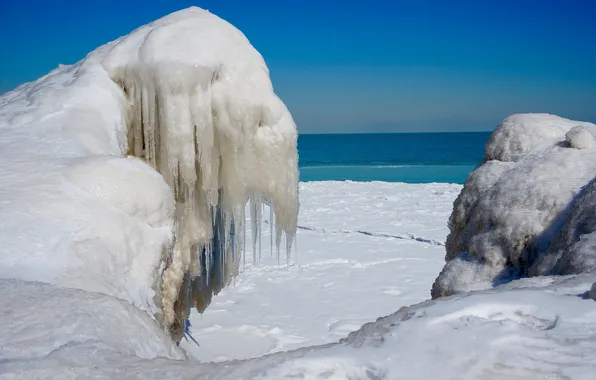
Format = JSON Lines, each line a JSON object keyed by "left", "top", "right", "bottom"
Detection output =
{"left": 434, "top": 113, "right": 596, "bottom": 298}
{"left": 181, "top": 181, "right": 460, "bottom": 362}
{"left": 0, "top": 279, "right": 185, "bottom": 363}
{"left": 255, "top": 275, "right": 596, "bottom": 380}
{"left": 4, "top": 178, "right": 596, "bottom": 379}
{"left": 2, "top": 7, "right": 596, "bottom": 380}
{"left": 0, "top": 6, "right": 298, "bottom": 341}
{"left": 3, "top": 267, "right": 596, "bottom": 379}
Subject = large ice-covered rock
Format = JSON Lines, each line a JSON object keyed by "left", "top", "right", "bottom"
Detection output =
{"left": 0, "top": 7, "right": 298, "bottom": 341}
{"left": 432, "top": 113, "right": 596, "bottom": 298}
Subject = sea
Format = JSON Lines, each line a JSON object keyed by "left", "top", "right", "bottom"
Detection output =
{"left": 298, "top": 132, "right": 491, "bottom": 184}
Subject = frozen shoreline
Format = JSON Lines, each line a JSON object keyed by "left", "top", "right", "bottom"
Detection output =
{"left": 1, "top": 6, "right": 596, "bottom": 379}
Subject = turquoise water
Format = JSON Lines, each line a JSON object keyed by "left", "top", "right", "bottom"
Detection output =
{"left": 298, "top": 132, "right": 491, "bottom": 184}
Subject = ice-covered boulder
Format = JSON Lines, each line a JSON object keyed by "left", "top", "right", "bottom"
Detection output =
{"left": 432, "top": 113, "right": 596, "bottom": 298}
{"left": 0, "top": 7, "right": 298, "bottom": 341}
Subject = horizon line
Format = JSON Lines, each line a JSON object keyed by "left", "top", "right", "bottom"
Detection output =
{"left": 298, "top": 130, "right": 493, "bottom": 135}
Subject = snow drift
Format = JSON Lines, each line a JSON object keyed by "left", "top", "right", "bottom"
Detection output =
{"left": 4, "top": 273, "right": 596, "bottom": 378}
{"left": 432, "top": 113, "right": 596, "bottom": 298}
{"left": 0, "top": 7, "right": 298, "bottom": 342}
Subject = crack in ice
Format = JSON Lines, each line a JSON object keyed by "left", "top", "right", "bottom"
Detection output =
{"left": 291, "top": 224, "right": 444, "bottom": 246}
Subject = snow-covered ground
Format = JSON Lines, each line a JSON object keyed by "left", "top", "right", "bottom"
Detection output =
{"left": 182, "top": 181, "right": 461, "bottom": 361}
{"left": 6, "top": 179, "right": 594, "bottom": 379}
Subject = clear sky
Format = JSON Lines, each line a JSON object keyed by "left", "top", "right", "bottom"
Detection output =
{"left": 1, "top": 0, "right": 595, "bottom": 133}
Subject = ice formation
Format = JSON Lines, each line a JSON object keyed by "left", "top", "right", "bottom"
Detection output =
{"left": 0, "top": 7, "right": 298, "bottom": 341}
{"left": 432, "top": 113, "right": 596, "bottom": 298}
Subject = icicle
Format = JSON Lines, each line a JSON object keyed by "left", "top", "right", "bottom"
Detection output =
{"left": 241, "top": 204, "right": 246, "bottom": 271}
{"left": 286, "top": 232, "right": 294, "bottom": 267}
{"left": 203, "top": 242, "right": 210, "bottom": 278}
{"left": 227, "top": 212, "right": 241, "bottom": 284}
{"left": 250, "top": 197, "right": 257, "bottom": 265}
{"left": 294, "top": 231, "right": 298, "bottom": 266}
{"left": 276, "top": 225, "right": 283, "bottom": 267}
{"left": 250, "top": 195, "right": 262, "bottom": 265}
{"left": 256, "top": 196, "right": 262, "bottom": 264}
{"left": 148, "top": 85, "right": 158, "bottom": 168}
{"left": 140, "top": 86, "right": 150, "bottom": 163}
{"left": 112, "top": 29, "right": 299, "bottom": 340}
{"left": 205, "top": 243, "right": 211, "bottom": 287}
{"left": 133, "top": 85, "right": 143, "bottom": 157}
{"left": 269, "top": 203, "right": 274, "bottom": 258}
{"left": 223, "top": 209, "right": 232, "bottom": 284}
{"left": 258, "top": 203, "right": 263, "bottom": 263}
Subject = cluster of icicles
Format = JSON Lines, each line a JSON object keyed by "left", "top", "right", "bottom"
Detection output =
{"left": 114, "top": 64, "right": 298, "bottom": 341}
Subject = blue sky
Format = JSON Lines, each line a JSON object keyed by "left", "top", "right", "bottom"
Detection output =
{"left": 1, "top": 0, "right": 595, "bottom": 133}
